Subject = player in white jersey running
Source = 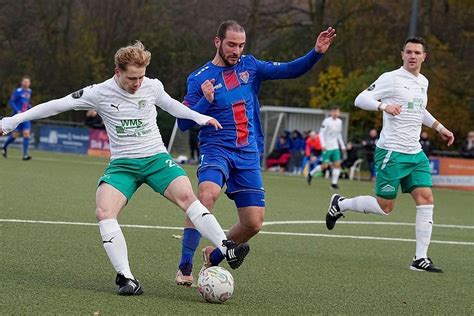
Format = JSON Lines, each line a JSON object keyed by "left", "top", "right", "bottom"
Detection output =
{"left": 325, "top": 37, "right": 454, "bottom": 273}
{"left": 0, "top": 41, "right": 250, "bottom": 295}
{"left": 307, "top": 106, "right": 346, "bottom": 189}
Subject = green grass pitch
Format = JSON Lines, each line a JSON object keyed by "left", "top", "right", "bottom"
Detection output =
{"left": 1, "top": 149, "right": 473, "bottom": 314}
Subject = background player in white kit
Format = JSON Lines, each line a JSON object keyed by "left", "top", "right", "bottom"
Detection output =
{"left": 0, "top": 41, "right": 250, "bottom": 295}
{"left": 307, "top": 106, "right": 346, "bottom": 189}
{"left": 325, "top": 37, "right": 454, "bottom": 272}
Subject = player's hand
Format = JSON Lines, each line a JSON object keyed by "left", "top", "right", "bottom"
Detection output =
{"left": 201, "top": 79, "right": 216, "bottom": 103}
{"left": 0, "top": 117, "right": 15, "bottom": 135}
{"left": 315, "top": 27, "right": 336, "bottom": 54}
{"left": 206, "top": 118, "right": 222, "bottom": 130}
{"left": 384, "top": 104, "right": 402, "bottom": 116}
{"left": 439, "top": 127, "right": 455, "bottom": 146}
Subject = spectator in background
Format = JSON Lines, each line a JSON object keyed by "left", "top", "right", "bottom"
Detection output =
{"left": 340, "top": 141, "right": 359, "bottom": 179}
{"left": 266, "top": 134, "right": 291, "bottom": 170}
{"left": 460, "top": 131, "right": 474, "bottom": 159}
{"left": 304, "top": 131, "right": 322, "bottom": 179}
{"left": 288, "top": 129, "right": 305, "bottom": 174}
{"left": 85, "top": 109, "right": 105, "bottom": 129}
{"left": 2, "top": 76, "right": 32, "bottom": 160}
{"left": 362, "top": 128, "right": 378, "bottom": 180}
{"left": 420, "top": 130, "right": 434, "bottom": 157}
{"left": 189, "top": 125, "right": 200, "bottom": 164}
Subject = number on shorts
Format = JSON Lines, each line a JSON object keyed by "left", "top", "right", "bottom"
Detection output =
{"left": 165, "top": 159, "right": 177, "bottom": 168}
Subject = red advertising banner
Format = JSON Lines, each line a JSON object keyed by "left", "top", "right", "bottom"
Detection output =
{"left": 88, "top": 129, "right": 110, "bottom": 157}
{"left": 431, "top": 156, "right": 474, "bottom": 191}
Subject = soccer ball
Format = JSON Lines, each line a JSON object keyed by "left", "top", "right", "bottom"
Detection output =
{"left": 197, "top": 266, "right": 234, "bottom": 303}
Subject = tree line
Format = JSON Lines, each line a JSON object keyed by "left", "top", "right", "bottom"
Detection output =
{"left": 0, "top": 0, "right": 472, "bottom": 148}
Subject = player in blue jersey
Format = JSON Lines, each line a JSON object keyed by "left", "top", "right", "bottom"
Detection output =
{"left": 2, "top": 76, "right": 33, "bottom": 160}
{"left": 175, "top": 20, "right": 336, "bottom": 286}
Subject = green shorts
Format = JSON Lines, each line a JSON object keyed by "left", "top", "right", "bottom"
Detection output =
{"left": 374, "top": 147, "right": 432, "bottom": 199}
{"left": 97, "top": 152, "right": 187, "bottom": 201}
{"left": 322, "top": 149, "right": 341, "bottom": 163}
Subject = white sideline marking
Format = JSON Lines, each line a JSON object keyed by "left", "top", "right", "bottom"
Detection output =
{"left": 263, "top": 220, "right": 474, "bottom": 230}
{"left": 1, "top": 218, "right": 473, "bottom": 246}
{"left": 30, "top": 157, "right": 106, "bottom": 166}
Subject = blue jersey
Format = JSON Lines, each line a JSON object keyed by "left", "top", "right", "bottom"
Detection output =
{"left": 9, "top": 87, "right": 32, "bottom": 114}
{"left": 178, "top": 49, "right": 323, "bottom": 153}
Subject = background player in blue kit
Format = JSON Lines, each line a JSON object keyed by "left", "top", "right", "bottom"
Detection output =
{"left": 175, "top": 20, "right": 336, "bottom": 286}
{"left": 2, "top": 76, "right": 33, "bottom": 160}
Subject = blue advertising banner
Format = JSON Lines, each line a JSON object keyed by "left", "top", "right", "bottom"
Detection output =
{"left": 38, "top": 125, "right": 90, "bottom": 154}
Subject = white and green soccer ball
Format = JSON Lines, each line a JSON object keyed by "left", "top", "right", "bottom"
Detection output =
{"left": 197, "top": 266, "right": 234, "bottom": 303}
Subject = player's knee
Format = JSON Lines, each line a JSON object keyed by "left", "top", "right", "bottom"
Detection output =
{"left": 413, "top": 188, "right": 434, "bottom": 205}
{"left": 243, "top": 219, "right": 263, "bottom": 236}
{"left": 377, "top": 198, "right": 395, "bottom": 214}
{"left": 199, "top": 191, "right": 218, "bottom": 209}
{"left": 95, "top": 206, "right": 110, "bottom": 221}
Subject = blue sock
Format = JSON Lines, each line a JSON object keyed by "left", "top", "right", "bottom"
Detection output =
{"left": 210, "top": 248, "right": 225, "bottom": 266}
{"left": 3, "top": 135, "right": 15, "bottom": 149}
{"left": 179, "top": 228, "right": 201, "bottom": 273}
{"left": 23, "top": 137, "right": 30, "bottom": 156}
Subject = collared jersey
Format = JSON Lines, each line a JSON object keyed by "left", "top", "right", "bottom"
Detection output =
{"left": 363, "top": 67, "right": 429, "bottom": 154}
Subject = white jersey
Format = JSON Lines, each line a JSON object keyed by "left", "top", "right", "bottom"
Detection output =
{"left": 63, "top": 77, "right": 204, "bottom": 159}
{"left": 361, "top": 67, "right": 428, "bottom": 154}
{"left": 319, "top": 117, "right": 345, "bottom": 150}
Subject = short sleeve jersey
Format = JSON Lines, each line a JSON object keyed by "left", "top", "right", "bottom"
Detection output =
{"left": 363, "top": 67, "right": 428, "bottom": 154}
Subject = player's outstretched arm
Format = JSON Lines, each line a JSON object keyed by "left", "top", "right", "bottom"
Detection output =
{"left": 256, "top": 28, "right": 336, "bottom": 81}
{"left": 1, "top": 97, "right": 76, "bottom": 135}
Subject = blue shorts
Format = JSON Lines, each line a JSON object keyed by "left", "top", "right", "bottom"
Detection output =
{"left": 15, "top": 121, "right": 31, "bottom": 132}
{"left": 197, "top": 146, "right": 265, "bottom": 208}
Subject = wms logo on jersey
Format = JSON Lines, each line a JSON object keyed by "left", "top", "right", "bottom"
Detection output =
{"left": 115, "top": 119, "right": 143, "bottom": 134}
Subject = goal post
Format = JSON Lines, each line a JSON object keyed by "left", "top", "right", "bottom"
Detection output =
{"left": 167, "top": 105, "right": 350, "bottom": 168}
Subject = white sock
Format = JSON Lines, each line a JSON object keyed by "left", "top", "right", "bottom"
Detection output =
{"left": 415, "top": 205, "right": 434, "bottom": 259}
{"left": 186, "top": 200, "right": 227, "bottom": 254}
{"left": 331, "top": 168, "right": 341, "bottom": 185}
{"left": 339, "top": 196, "right": 387, "bottom": 215}
{"left": 310, "top": 165, "right": 322, "bottom": 176}
{"left": 99, "top": 219, "right": 134, "bottom": 279}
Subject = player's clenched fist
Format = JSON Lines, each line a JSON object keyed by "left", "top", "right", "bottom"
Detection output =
{"left": 201, "top": 79, "right": 216, "bottom": 103}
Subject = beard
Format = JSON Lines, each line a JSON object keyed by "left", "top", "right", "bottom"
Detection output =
{"left": 218, "top": 45, "right": 239, "bottom": 67}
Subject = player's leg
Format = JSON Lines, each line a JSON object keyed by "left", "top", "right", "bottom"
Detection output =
{"left": 96, "top": 159, "right": 142, "bottom": 295}
{"left": 325, "top": 148, "right": 401, "bottom": 229}
{"left": 226, "top": 165, "right": 266, "bottom": 242}
{"left": 21, "top": 124, "right": 31, "bottom": 160}
{"left": 227, "top": 205, "right": 265, "bottom": 243}
{"left": 402, "top": 152, "right": 441, "bottom": 272}
{"left": 96, "top": 183, "right": 143, "bottom": 295}
{"left": 163, "top": 175, "right": 249, "bottom": 270}
{"left": 2, "top": 130, "right": 19, "bottom": 158}
{"left": 408, "top": 187, "right": 441, "bottom": 272}
{"left": 308, "top": 157, "right": 327, "bottom": 185}
{"left": 176, "top": 179, "right": 222, "bottom": 285}
{"left": 175, "top": 153, "right": 227, "bottom": 284}
{"left": 331, "top": 157, "right": 342, "bottom": 189}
